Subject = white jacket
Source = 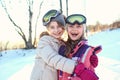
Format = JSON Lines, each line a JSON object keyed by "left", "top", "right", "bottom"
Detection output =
{"left": 30, "top": 35, "right": 76, "bottom": 80}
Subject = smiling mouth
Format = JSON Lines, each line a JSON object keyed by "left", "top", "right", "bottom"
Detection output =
{"left": 57, "top": 32, "right": 62, "bottom": 35}
{"left": 71, "top": 33, "right": 78, "bottom": 37}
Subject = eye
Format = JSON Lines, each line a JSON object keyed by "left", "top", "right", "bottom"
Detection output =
{"left": 77, "top": 25, "right": 82, "bottom": 28}
{"left": 68, "top": 25, "right": 73, "bottom": 28}
{"left": 49, "top": 26, "right": 55, "bottom": 29}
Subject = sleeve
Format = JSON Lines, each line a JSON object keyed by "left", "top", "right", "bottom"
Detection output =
{"left": 36, "top": 36, "right": 76, "bottom": 74}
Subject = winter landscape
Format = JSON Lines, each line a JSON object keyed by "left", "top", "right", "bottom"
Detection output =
{"left": 0, "top": 28, "right": 120, "bottom": 80}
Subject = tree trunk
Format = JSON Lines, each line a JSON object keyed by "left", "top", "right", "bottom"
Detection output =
{"left": 28, "top": 2, "right": 33, "bottom": 49}
{"left": 66, "top": 0, "right": 68, "bottom": 16}
{"left": 59, "top": 0, "right": 63, "bottom": 13}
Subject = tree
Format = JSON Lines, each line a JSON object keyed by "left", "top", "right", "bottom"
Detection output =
{"left": 59, "top": 0, "right": 68, "bottom": 16}
{"left": 66, "top": 0, "right": 68, "bottom": 16}
{"left": 59, "top": 0, "right": 63, "bottom": 13}
{"left": 0, "top": 0, "right": 43, "bottom": 49}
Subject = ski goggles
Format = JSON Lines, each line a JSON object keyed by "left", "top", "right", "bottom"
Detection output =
{"left": 42, "top": 10, "right": 61, "bottom": 26}
{"left": 66, "top": 14, "right": 86, "bottom": 25}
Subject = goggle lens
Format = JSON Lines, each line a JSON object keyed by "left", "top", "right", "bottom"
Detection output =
{"left": 43, "top": 10, "right": 61, "bottom": 25}
{"left": 66, "top": 14, "right": 86, "bottom": 25}
{"left": 43, "top": 10, "right": 57, "bottom": 22}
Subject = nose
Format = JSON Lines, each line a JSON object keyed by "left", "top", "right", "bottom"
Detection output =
{"left": 54, "top": 27, "right": 59, "bottom": 32}
{"left": 72, "top": 26, "right": 77, "bottom": 31}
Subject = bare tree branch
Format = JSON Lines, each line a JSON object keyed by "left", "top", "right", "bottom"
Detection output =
{"left": 33, "top": 0, "right": 44, "bottom": 46}
{"left": 0, "top": 0, "right": 27, "bottom": 43}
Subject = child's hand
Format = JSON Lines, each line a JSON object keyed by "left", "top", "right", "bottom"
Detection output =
{"left": 90, "top": 54, "right": 98, "bottom": 67}
{"left": 74, "top": 63, "right": 85, "bottom": 74}
{"left": 74, "top": 63, "right": 99, "bottom": 80}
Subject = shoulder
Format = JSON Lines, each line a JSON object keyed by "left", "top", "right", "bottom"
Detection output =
{"left": 40, "top": 35, "right": 53, "bottom": 40}
{"left": 38, "top": 35, "right": 60, "bottom": 48}
{"left": 37, "top": 35, "right": 53, "bottom": 47}
{"left": 39, "top": 35, "right": 56, "bottom": 43}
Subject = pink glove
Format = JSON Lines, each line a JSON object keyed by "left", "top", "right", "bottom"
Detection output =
{"left": 90, "top": 54, "right": 98, "bottom": 68}
{"left": 74, "top": 63, "right": 99, "bottom": 80}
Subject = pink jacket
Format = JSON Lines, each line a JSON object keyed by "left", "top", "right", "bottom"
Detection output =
{"left": 58, "top": 40, "right": 102, "bottom": 80}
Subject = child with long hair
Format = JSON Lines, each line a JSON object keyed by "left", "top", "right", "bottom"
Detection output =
{"left": 58, "top": 14, "right": 102, "bottom": 80}
{"left": 30, "top": 9, "right": 78, "bottom": 80}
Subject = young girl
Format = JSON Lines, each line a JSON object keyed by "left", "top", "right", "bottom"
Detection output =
{"left": 30, "top": 10, "right": 78, "bottom": 80}
{"left": 58, "top": 14, "right": 102, "bottom": 80}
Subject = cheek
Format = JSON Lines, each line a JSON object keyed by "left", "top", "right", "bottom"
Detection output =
{"left": 78, "top": 27, "right": 83, "bottom": 32}
{"left": 48, "top": 29, "right": 53, "bottom": 34}
{"left": 61, "top": 30, "right": 64, "bottom": 34}
{"left": 66, "top": 29, "right": 70, "bottom": 35}
{"left": 79, "top": 29, "right": 83, "bottom": 33}
{"left": 67, "top": 30, "right": 71, "bottom": 36}
{"left": 67, "top": 28, "right": 72, "bottom": 32}
{"left": 47, "top": 29, "right": 54, "bottom": 35}
{"left": 59, "top": 28, "right": 64, "bottom": 32}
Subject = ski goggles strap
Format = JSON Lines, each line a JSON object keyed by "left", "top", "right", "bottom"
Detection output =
{"left": 66, "top": 14, "right": 86, "bottom": 25}
{"left": 42, "top": 10, "right": 61, "bottom": 26}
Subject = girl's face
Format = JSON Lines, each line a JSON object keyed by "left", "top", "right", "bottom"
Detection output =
{"left": 47, "top": 21, "right": 64, "bottom": 39}
{"left": 67, "top": 23, "right": 84, "bottom": 41}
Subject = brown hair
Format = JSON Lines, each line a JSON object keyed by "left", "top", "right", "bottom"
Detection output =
{"left": 47, "top": 20, "right": 65, "bottom": 30}
{"left": 64, "top": 32, "right": 85, "bottom": 57}
{"left": 39, "top": 31, "right": 49, "bottom": 38}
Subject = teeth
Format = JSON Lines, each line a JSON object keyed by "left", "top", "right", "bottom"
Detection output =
{"left": 72, "top": 33, "right": 77, "bottom": 35}
{"left": 72, "top": 34, "right": 77, "bottom": 36}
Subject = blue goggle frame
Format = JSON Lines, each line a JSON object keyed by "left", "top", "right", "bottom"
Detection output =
{"left": 42, "top": 10, "right": 61, "bottom": 26}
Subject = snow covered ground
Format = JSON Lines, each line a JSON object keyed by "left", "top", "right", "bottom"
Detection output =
{"left": 0, "top": 49, "right": 35, "bottom": 80}
{"left": 0, "top": 28, "right": 120, "bottom": 80}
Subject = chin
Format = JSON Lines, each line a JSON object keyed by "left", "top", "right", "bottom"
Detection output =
{"left": 71, "top": 38, "right": 77, "bottom": 41}
{"left": 55, "top": 36, "right": 61, "bottom": 39}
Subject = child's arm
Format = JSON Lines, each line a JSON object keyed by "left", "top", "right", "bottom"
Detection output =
{"left": 36, "top": 36, "right": 76, "bottom": 74}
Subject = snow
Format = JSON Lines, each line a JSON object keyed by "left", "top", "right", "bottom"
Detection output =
{"left": 0, "top": 28, "right": 120, "bottom": 80}
{"left": 0, "top": 49, "right": 35, "bottom": 80}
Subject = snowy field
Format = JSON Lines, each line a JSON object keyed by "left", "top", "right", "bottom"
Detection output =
{"left": 0, "top": 28, "right": 120, "bottom": 80}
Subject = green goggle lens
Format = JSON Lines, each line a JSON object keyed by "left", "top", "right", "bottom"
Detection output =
{"left": 66, "top": 14, "right": 86, "bottom": 25}
{"left": 43, "top": 10, "right": 57, "bottom": 22}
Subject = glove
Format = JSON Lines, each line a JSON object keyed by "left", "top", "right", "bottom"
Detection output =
{"left": 74, "top": 63, "right": 99, "bottom": 80}
{"left": 74, "top": 63, "right": 85, "bottom": 74}
{"left": 90, "top": 54, "right": 98, "bottom": 67}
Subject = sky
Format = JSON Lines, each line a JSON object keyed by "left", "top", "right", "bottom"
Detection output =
{"left": 0, "top": 28, "right": 120, "bottom": 80}
{"left": 85, "top": 0, "right": 120, "bottom": 24}
{"left": 0, "top": 0, "right": 120, "bottom": 42}
{"left": 41, "top": 0, "right": 120, "bottom": 24}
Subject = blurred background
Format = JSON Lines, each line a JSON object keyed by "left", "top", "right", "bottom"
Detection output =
{"left": 0, "top": 0, "right": 120, "bottom": 80}
{"left": 0, "top": 0, "right": 120, "bottom": 50}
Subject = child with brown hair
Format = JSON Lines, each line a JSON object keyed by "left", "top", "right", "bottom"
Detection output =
{"left": 30, "top": 9, "right": 77, "bottom": 80}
